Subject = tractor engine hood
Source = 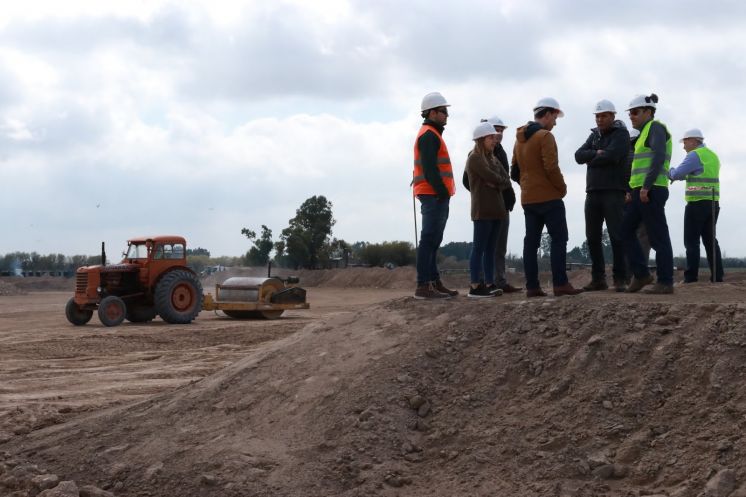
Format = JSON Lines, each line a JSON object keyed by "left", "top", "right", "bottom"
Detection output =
{"left": 79, "top": 263, "right": 139, "bottom": 273}
{"left": 104, "top": 263, "right": 140, "bottom": 272}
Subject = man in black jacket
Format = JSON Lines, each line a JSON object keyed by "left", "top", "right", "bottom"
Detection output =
{"left": 462, "top": 116, "right": 520, "bottom": 292}
{"left": 574, "top": 100, "right": 630, "bottom": 292}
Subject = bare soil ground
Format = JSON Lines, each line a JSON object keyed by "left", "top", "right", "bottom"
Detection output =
{"left": 2, "top": 268, "right": 746, "bottom": 497}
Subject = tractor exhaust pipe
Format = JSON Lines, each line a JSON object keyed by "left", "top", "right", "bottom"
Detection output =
{"left": 101, "top": 242, "right": 106, "bottom": 266}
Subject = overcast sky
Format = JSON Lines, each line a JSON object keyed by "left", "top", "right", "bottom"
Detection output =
{"left": 2, "top": 0, "right": 746, "bottom": 258}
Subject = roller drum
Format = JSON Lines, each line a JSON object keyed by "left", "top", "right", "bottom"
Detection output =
{"left": 218, "top": 277, "right": 284, "bottom": 303}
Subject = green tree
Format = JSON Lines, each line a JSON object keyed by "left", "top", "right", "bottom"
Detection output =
{"left": 356, "top": 241, "right": 415, "bottom": 267}
{"left": 187, "top": 254, "right": 210, "bottom": 274}
{"left": 601, "top": 228, "right": 612, "bottom": 262}
{"left": 241, "top": 225, "right": 274, "bottom": 266}
{"left": 540, "top": 233, "right": 552, "bottom": 259}
{"left": 280, "top": 196, "right": 335, "bottom": 269}
{"left": 440, "top": 241, "right": 472, "bottom": 260}
{"left": 187, "top": 247, "right": 211, "bottom": 257}
{"left": 567, "top": 246, "right": 588, "bottom": 263}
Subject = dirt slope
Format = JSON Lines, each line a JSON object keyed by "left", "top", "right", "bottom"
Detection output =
{"left": 4, "top": 280, "right": 746, "bottom": 497}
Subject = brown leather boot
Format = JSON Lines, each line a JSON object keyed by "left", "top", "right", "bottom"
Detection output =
{"left": 642, "top": 283, "right": 674, "bottom": 294}
{"left": 414, "top": 283, "right": 451, "bottom": 300}
{"left": 500, "top": 283, "right": 522, "bottom": 293}
{"left": 582, "top": 279, "right": 608, "bottom": 291}
{"left": 434, "top": 279, "right": 459, "bottom": 296}
{"left": 626, "top": 274, "right": 654, "bottom": 293}
{"left": 526, "top": 288, "right": 548, "bottom": 298}
{"left": 553, "top": 282, "right": 584, "bottom": 296}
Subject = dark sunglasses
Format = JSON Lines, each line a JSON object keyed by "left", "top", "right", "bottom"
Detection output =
{"left": 628, "top": 109, "right": 644, "bottom": 116}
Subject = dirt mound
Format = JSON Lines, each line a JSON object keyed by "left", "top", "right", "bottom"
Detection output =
{"left": 0, "top": 276, "right": 72, "bottom": 294}
{"left": 297, "top": 266, "right": 419, "bottom": 289}
{"left": 0, "top": 279, "right": 25, "bottom": 296}
{"left": 4, "top": 290, "right": 746, "bottom": 496}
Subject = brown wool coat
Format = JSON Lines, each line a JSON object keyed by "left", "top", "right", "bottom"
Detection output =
{"left": 511, "top": 125, "right": 567, "bottom": 204}
{"left": 465, "top": 150, "right": 511, "bottom": 221}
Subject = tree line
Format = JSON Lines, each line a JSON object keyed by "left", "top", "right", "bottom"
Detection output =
{"left": 4, "top": 196, "right": 746, "bottom": 275}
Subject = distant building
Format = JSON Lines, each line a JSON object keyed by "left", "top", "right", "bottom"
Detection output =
{"left": 11, "top": 257, "right": 22, "bottom": 277}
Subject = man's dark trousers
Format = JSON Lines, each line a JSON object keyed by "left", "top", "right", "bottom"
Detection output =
{"left": 621, "top": 187, "right": 674, "bottom": 285}
{"left": 585, "top": 191, "right": 626, "bottom": 283}
{"left": 684, "top": 200, "right": 723, "bottom": 282}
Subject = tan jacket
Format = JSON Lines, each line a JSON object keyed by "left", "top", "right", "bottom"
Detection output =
{"left": 465, "top": 151, "right": 511, "bottom": 221}
{"left": 511, "top": 124, "right": 567, "bottom": 204}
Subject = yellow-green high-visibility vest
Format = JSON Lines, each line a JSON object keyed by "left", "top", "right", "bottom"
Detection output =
{"left": 685, "top": 146, "right": 720, "bottom": 202}
{"left": 629, "top": 119, "right": 672, "bottom": 189}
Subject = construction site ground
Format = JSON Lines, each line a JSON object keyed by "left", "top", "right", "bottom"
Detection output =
{"left": 2, "top": 267, "right": 746, "bottom": 497}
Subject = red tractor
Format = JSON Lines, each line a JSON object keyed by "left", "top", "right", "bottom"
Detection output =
{"left": 65, "top": 236, "right": 203, "bottom": 327}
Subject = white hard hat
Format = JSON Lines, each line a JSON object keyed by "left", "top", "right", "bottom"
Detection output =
{"left": 626, "top": 94, "right": 657, "bottom": 111}
{"left": 533, "top": 97, "right": 564, "bottom": 117}
{"left": 484, "top": 116, "right": 507, "bottom": 128}
{"left": 593, "top": 99, "right": 616, "bottom": 114}
{"left": 679, "top": 128, "right": 704, "bottom": 142}
{"left": 629, "top": 128, "right": 640, "bottom": 139}
{"left": 473, "top": 122, "right": 497, "bottom": 140}
{"left": 421, "top": 92, "right": 450, "bottom": 111}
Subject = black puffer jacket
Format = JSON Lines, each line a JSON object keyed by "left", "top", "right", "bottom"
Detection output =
{"left": 574, "top": 120, "right": 630, "bottom": 192}
{"left": 462, "top": 143, "right": 516, "bottom": 211}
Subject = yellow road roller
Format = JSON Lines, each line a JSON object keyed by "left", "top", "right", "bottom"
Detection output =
{"left": 201, "top": 276, "right": 309, "bottom": 319}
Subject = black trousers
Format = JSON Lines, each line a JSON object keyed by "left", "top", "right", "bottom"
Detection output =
{"left": 585, "top": 191, "right": 626, "bottom": 283}
{"left": 684, "top": 200, "right": 724, "bottom": 282}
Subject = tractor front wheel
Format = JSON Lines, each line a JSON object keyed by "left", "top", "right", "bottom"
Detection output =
{"left": 65, "top": 297, "right": 93, "bottom": 326}
{"left": 154, "top": 270, "right": 203, "bottom": 324}
{"left": 98, "top": 296, "right": 126, "bottom": 327}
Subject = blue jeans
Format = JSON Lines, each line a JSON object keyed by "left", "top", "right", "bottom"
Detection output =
{"left": 684, "top": 200, "right": 723, "bottom": 282}
{"left": 416, "top": 195, "right": 449, "bottom": 285}
{"left": 523, "top": 199, "right": 569, "bottom": 289}
{"left": 621, "top": 187, "right": 674, "bottom": 285}
{"left": 470, "top": 219, "right": 501, "bottom": 284}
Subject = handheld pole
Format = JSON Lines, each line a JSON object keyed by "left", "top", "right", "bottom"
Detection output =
{"left": 711, "top": 187, "right": 717, "bottom": 283}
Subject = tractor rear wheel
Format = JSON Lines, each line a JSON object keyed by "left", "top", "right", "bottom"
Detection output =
{"left": 98, "top": 296, "right": 126, "bottom": 327}
{"left": 126, "top": 305, "right": 157, "bottom": 323}
{"left": 65, "top": 297, "right": 93, "bottom": 326}
{"left": 154, "top": 270, "right": 203, "bottom": 324}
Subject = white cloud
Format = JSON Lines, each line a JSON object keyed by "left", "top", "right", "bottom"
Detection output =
{"left": 1, "top": 0, "right": 746, "bottom": 261}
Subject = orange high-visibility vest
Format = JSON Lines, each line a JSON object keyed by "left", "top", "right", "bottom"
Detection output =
{"left": 412, "top": 124, "right": 455, "bottom": 196}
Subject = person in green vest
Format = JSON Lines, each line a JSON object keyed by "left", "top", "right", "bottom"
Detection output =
{"left": 620, "top": 93, "right": 675, "bottom": 294}
{"left": 668, "top": 128, "right": 724, "bottom": 283}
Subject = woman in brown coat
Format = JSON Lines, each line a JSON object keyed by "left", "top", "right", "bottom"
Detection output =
{"left": 465, "top": 122, "right": 512, "bottom": 297}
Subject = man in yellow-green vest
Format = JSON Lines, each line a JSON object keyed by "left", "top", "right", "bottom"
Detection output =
{"left": 621, "top": 93, "right": 675, "bottom": 294}
{"left": 669, "top": 128, "right": 724, "bottom": 283}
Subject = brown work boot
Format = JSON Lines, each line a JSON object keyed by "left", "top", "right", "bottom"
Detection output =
{"left": 414, "top": 283, "right": 451, "bottom": 300}
{"left": 582, "top": 279, "right": 608, "bottom": 291}
{"left": 613, "top": 279, "right": 627, "bottom": 292}
{"left": 642, "top": 283, "right": 674, "bottom": 294}
{"left": 553, "top": 282, "right": 584, "bottom": 296}
{"left": 485, "top": 284, "right": 504, "bottom": 296}
{"left": 625, "top": 274, "right": 654, "bottom": 293}
{"left": 500, "top": 283, "right": 522, "bottom": 293}
{"left": 434, "top": 279, "right": 459, "bottom": 297}
{"left": 526, "top": 288, "right": 548, "bottom": 298}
